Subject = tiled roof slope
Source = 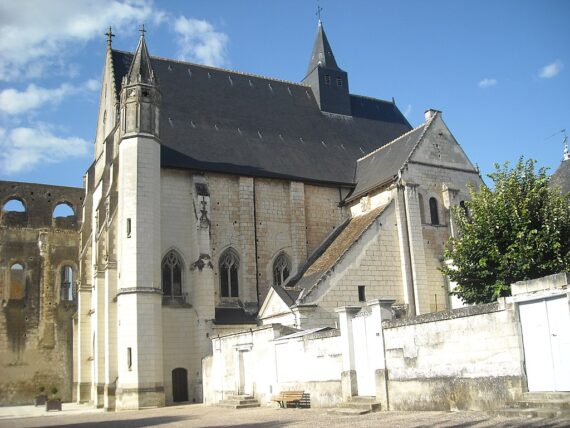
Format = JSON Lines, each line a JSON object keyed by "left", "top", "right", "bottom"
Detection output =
{"left": 111, "top": 50, "right": 412, "bottom": 185}
{"left": 350, "top": 123, "right": 429, "bottom": 200}
{"left": 282, "top": 202, "right": 390, "bottom": 305}
{"left": 551, "top": 160, "right": 570, "bottom": 195}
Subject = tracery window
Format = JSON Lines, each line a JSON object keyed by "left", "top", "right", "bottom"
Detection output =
{"left": 162, "top": 251, "right": 183, "bottom": 297}
{"left": 219, "top": 248, "right": 239, "bottom": 297}
{"left": 429, "top": 197, "right": 440, "bottom": 225}
{"left": 60, "top": 265, "right": 74, "bottom": 301}
{"left": 273, "top": 252, "right": 291, "bottom": 286}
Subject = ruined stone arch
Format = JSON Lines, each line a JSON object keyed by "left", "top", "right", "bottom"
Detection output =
{"left": 2, "top": 196, "right": 27, "bottom": 212}
{"left": 1, "top": 197, "right": 28, "bottom": 226}
{"left": 52, "top": 201, "right": 76, "bottom": 218}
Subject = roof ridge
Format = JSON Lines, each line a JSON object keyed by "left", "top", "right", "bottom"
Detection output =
{"left": 113, "top": 49, "right": 311, "bottom": 88}
{"left": 350, "top": 93, "right": 396, "bottom": 105}
{"left": 357, "top": 122, "right": 426, "bottom": 162}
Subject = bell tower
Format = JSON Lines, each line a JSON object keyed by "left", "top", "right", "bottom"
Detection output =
{"left": 302, "top": 20, "right": 351, "bottom": 116}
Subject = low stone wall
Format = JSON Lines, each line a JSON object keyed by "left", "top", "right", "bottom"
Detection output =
{"left": 382, "top": 301, "right": 525, "bottom": 411}
{"left": 203, "top": 325, "right": 343, "bottom": 408}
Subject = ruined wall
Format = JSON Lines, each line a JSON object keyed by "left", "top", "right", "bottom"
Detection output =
{"left": 0, "top": 180, "right": 83, "bottom": 405}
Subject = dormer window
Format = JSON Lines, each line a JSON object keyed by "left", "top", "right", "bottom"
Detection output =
{"left": 324, "top": 75, "right": 331, "bottom": 85}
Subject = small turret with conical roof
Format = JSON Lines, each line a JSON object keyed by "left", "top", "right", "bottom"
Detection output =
{"left": 302, "top": 20, "right": 351, "bottom": 116}
{"left": 119, "top": 25, "right": 161, "bottom": 139}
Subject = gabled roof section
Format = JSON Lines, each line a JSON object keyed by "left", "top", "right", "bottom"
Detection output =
{"left": 111, "top": 50, "right": 411, "bottom": 185}
{"left": 349, "top": 119, "right": 434, "bottom": 201}
{"left": 306, "top": 21, "right": 342, "bottom": 76}
{"left": 280, "top": 202, "right": 391, "bottom": 305}
{"left": 126, "top": 32, "right": 155, "bottom": 85}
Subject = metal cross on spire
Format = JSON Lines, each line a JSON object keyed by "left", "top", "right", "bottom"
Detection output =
{"left": 139, "top": 24, "right": 146, "bottom": 37}
{"left": 316, "top": 0, "right": 323, "bottom": 23}
{"left": 105, "top": 26, "right": 115, "bottom": 46}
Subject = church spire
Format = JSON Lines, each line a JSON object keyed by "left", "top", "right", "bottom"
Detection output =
{"left": 126, "top": 25, "right": 155, "bottom": 85}
{"left": 306, "top": 21, "right": 343, "bottom": 76}
{"left": 302, "top": 20, "right": 351, "bottom": 116}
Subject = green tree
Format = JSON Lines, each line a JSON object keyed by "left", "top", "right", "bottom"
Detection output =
{"left": 442, "top": 158, "right": 570, "bottom": 304}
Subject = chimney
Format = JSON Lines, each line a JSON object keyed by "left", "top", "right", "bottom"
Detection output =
{"left": 424, "top": 109, "right": 441, "bottom": 122}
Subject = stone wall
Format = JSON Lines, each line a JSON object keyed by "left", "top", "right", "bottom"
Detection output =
{"left": 382, "top": 301, "right": 525, "bottom": 411}
{"left": 0, "top": 180, "right": 83, "bottom": 405}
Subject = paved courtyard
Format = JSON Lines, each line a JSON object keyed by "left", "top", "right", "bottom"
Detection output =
{"left": 0, "top": 403, "right": 569, "bottom": 428}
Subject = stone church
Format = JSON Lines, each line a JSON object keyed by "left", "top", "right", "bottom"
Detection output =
{"left": 7, "top": 21, "right": 567, "bottom": 410}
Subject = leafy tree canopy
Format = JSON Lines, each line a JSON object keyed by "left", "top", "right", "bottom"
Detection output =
{"left": 442, "top": 158, "right": 570, "bottom": 304}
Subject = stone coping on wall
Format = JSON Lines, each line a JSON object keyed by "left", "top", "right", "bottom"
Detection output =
{"left": 273, "top": 326, "right": 340, "bottom": 341}
{"left": 511, "top": 272, "right": 569, "bottom": 295}
{"left": 382, "top": 301, "right": 504, "bottom": 329}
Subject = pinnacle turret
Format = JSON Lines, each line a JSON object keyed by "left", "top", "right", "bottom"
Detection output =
{"left": 126, "top": 25, "right": 156, "bottom": 85}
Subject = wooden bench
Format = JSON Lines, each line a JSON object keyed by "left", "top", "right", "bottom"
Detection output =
{"left": 271, "top": 390, "right": 305, "bottom": 408}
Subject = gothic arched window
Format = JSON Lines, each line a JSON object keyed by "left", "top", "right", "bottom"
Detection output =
{"left": 162, "top": 251, "right": 183, "bottom": 297}
{"left": 219, "top": 248, "right": 239, "bottom": 298}
{"left": 60, "top": 265, "right": 74, "bottom": 301}
{"left": 273, "top": 252, "right": 291, "bottom": 286}
{"left": 429, "top": 197, "right": 440, "bottom": 225}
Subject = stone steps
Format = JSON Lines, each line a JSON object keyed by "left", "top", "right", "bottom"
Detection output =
{"left": 492, "top": 392, "right": 570, "bottom": 420}
{"left": 328, "top": 396, "right": 381, "bottom": 416}
{"left": 217, "top": 394, "right": 260, "bottom": 409}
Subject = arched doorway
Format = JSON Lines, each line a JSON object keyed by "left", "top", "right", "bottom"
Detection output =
{"left": 172, "top": 368, "right": 188, "bottom": 402}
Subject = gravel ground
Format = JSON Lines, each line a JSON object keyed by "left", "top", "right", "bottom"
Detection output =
{"left": 1, "top": 404, "right": 569, "bottom": 428}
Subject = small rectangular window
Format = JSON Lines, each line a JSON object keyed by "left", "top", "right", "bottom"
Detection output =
{"left": 324, "top": 75, "right": 331, "bottom": 85}
{"left": 126, "top": 218, "right": 131, "bottom": 238}
{"left": 127, "top": 347, "right": 132, "bottom": 370}
{"left": 358, "top": 285, "right": 366, "bottom": 302}
{"left": 336, "top": 77, "right": 343, "bottom": 87}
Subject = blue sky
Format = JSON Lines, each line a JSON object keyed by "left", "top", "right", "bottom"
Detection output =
{"left": 0, "top": 0, "right": 568, "bottom": 188}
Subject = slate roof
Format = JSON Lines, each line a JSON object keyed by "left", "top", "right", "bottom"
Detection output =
{"left": 111, "top": 50, "right": 411, "bottom": 185}
{"left": 349, "top": 122, "right": 430, "bottom": 201}
{"left": 551, "top": 160, "right": 570, "bottom": 194}
{"left": 277, "top": 202, "right": 391, "bottom": 306}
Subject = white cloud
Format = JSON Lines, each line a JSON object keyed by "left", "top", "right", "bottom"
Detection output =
{"left": 174, "top": 16, "right": 229, "bottom": 67}
{"left": 0, "top": 125, "right": 90, "bottom": 173}
{"left": 538, "top": 60, "right": 563, "bottom": 79}
{"left": 478, "top": 78, "right": 498, "bottom": 88}
{"left": 0, "top": 80, "right": 99, "bottom": 115}
{"left": 402, "top": 104, "right": 412, "bottom": 118}
{"left": 0, "top": 0, "right": 156, "bottom": 81}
